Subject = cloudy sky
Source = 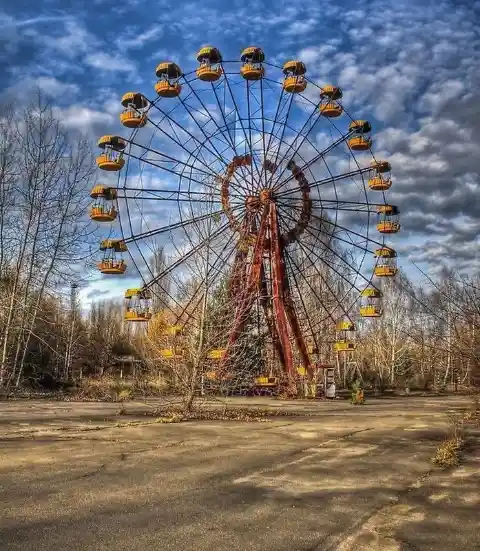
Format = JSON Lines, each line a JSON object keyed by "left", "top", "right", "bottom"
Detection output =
{"left": 1, "top": 0, "right": 479, "bottom": 304}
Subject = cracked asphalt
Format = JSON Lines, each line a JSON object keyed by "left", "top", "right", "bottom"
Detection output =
{"left": 0, "top": 396, "right": 479, "bottom": 550}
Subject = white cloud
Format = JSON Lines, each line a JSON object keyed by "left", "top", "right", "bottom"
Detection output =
{"left": 281, "top": 19, "right": 317, "bottom": 37}
{"left": 418, "top": 79, "right": 465, "bottom": 115}
{"left": 54, "top": 105, "right": 115, "bottom": 134}
{"left": 0, "top": 15, "right": 69, "bottom": 29}
{"left": 84, "top": 52, "right": 136, "bottom": 73}
{"left": 117, "top": 25, "right": 163, "bottom": 50}
{"left": 5, "top": 76, "right": 79, "bottom": 100}
{"left": 36, "top": 76, "right": 79, "bottom": 96}
{"left": 43, "top": 19, "right": 98, "bottom": 57}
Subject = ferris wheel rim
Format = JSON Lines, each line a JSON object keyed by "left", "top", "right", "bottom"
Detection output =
{"left": 99, "top": 48, "right": 398, "bottom": 341}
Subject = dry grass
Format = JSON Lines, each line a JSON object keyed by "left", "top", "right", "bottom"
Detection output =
{"left": 431, "top": 394, "right": 480, "bottom": 469}
{"left": 73, "top": 376, "right": 168, "bottom": 402}
{"left": 130, "top": 405, "right": 298, "bottom": 423}
{"left": 431, "top": 408, "right": 470, "bottom": 469}
{"left": 432, "top": 436, "right": 464, "bottom": 468}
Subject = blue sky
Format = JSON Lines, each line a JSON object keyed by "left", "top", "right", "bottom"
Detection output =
{"left": 1, "top": 0, "right": 479, "bottom": 305}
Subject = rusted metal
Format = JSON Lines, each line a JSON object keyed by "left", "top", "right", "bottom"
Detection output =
{"left": 218, "top": 205, "right": 270, "bottom": 376}
{"left": 269, "top": 203, "right": 296, "bottom": 394}
{"left": 217, "top": 155, "right": 318, "bottom": 394}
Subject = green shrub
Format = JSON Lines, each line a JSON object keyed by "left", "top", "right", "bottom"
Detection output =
{"left": 351, "top": 379, "right": 365, "bottom": 405}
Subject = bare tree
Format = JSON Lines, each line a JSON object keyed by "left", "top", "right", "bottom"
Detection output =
{"left": 0, "top": 92, "right": 95, "bottom": 388}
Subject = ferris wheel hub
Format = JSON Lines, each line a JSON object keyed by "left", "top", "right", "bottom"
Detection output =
{"left": 245, "top": 195, "right": 260, "bottom": 211}
{"left": 259, "top": 188, "right": 273, "bottom": 204}
{"left": 245, "top": 189, "right": 273, "bottom": 211}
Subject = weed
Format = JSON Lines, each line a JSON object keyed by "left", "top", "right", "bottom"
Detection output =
{"left": 351, "top": 379, "right": 365, "bottom": 405}
{"left": 432, "top": 411, "right": 466, "bottom": 468}
{"left": 432, "top": 437, "right": 464, "bottom": 468}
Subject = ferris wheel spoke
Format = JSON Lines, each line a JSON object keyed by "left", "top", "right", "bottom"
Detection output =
{"left": 175, "top": 93, "right": 235, "bottom": 168}
{"left": 275, "top": 202, "right": 372, "bottom": 291}
{"left": 208, "top": 83, "right": 255, "bottom": 193}
{"left": 293, "top": 236, "right": 365, "bottom": 309}
{"left": 220, "top": 65, "right": 264, "bottom": 190}
{"left": 281, "top": 201, "right": 377, "bottom": 255}
{"left": 276, "top": 166, "right": 372, "bottom": 199}
{"left": 171, "top": 91, "right": 255, "bottom": 197}
{"left": 291, "top": 201, "right": 383, "bottom": 251}
{"left": 208, "top": 81, "right": 240, "bottom": 152}
{"left": 179, "top": 80, "right": 255, "bottom": 194}
{"left": 277, "top": 198, "right": 378, "bottom": 213}
{"left": 172, "top": 228, "right": 239, "bottom": 325}
{"left": 302, "top": 228, "right": 372, "bottom": 291}
{"left": 123, "top": 209, "right": 229, "bottom": 244}
{"left": 272, "top": 130, "right": 356, "bottom": 193}
{"left": 263, "top": 85, "right": 287, "bottom": 154}
{"left": 120, "top": 150, "right": 223, "bottom": 195}
{"left": 264, "top": 96, "right": 298, "bottom": 189}
{"left": 245, "top": 81, "right": 261, "bottom": 192}
{"left": 121, "top": 195, "right": 225, "bottom": 204}
{"left": 127, "top": 140, "right": 217, "bottom": 180}
{"left": 318, "top": 218, "right": 381, "bottom": 250}
{"left": 258, "top": 78, "right": 269, "bottom": 189}
{"left": 284, "top": 247, "right": 341, "bottom": 324}
{"left": 267, "top": 102, "right": 328, "bottom": 189}
{"left": 118, "top": 186, "right": 230, "bottom": 201}
{"left": 148, "top": 102, "right": 231, "bottom": 172}
{"left": 283, "top": 251, "right": 324, "bottom": 345}
{"left": 142, "top": 219, "right": 233, "bottom": 290}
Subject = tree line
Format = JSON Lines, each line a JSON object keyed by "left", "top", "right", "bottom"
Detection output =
{"left": 0, "top": 96, "right": 478, "bottom": 394}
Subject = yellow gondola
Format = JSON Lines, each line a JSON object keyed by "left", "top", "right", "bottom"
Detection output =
{"left": 124, "top": 288, "right": 152, "bottom": 322}
{"left": 282, "top": 60, "right": 307, "bottom": 93}
{"left": 196, "top": 46, "right": 223, "bottom": 82}
{"left": 334, "top": 340, "right": 356, "bottom": 352}
{"left": 120, "top": 92, "right": 149, "bottom": 128}
{"left": 240, "top": 46, "right": 265, "bottom": 80}
{"left": 254, "top": 376, "right": 278, "bottom": 387}
{"left": 207, "top": 349, "right": 226, "bottom": 360}
{"left": 163, "top": 324, "right": 184, "bottom": 337}
{"left": 89, "top": 205, "right": 117, "bottom": 222}
{"left": 89, "top": 185, "right": 117, "bottom": 222}
{"left": 348, "top": 120, "right": 372, "bottom": 151}
{"left": 336, "top": 320, "right": 355, "bottom": 331}
{"left": 334, "top": 318, "right": 356, "bottom": 351}
{"left": 369, "top": 160, "right": 392, "bottom": 191}
{"left": 319, "top": 85, "right": 343, "bottom": 117}
{"left": 377, "top": 205, "right": 400, "bottom": 234}
{"left": 160, "top": 348, "right": 184, "bottom": 358}
{"left": 155, "top": 62, "right": 182, "bottom": 97}
{"left": 124, "top": 311, "right": 152, "bottom": 322}
{"left": 96, "top": 135, "right": 126, "bottom": 171}
{"left": 97, "top": 239, "right": 127, "bottom": 275}
{"left": 374, "top": 247, "right": 398, "bottom": 277}
{"left": 360, "top": 286, "right": 382, "bottom": 317}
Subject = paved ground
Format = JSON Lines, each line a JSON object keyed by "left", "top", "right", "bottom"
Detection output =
{"left": 0, "top": 396, "right": 479, "bottom": 550}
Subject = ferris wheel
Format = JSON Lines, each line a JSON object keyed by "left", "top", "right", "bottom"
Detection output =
{"left": 90, "top": 46, "right": 400, "bottom": 395}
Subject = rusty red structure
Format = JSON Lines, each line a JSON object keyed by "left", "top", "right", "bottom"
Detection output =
{"left": 219, "top": 155, "right": 315, "bottom": 394}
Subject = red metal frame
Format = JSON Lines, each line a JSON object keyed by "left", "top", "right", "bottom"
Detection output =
{"left": 218, "top": 154, "right": 315, "bottom": 393}
{"left": 219, "top": 200, "right": 312, "bottom": 393}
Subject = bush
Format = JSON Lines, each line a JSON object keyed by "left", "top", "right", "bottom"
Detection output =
{"left": 351, "top": 379, "right": 365, "bottom": 405}
{"left": 432, "top": 411, "right": 466, "bottom": 468}
{"left": 76, "top": 377, "right": 134, "bottom": 401}
{"left": 432, "top": 437, "right": 464, "bottom": 468}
